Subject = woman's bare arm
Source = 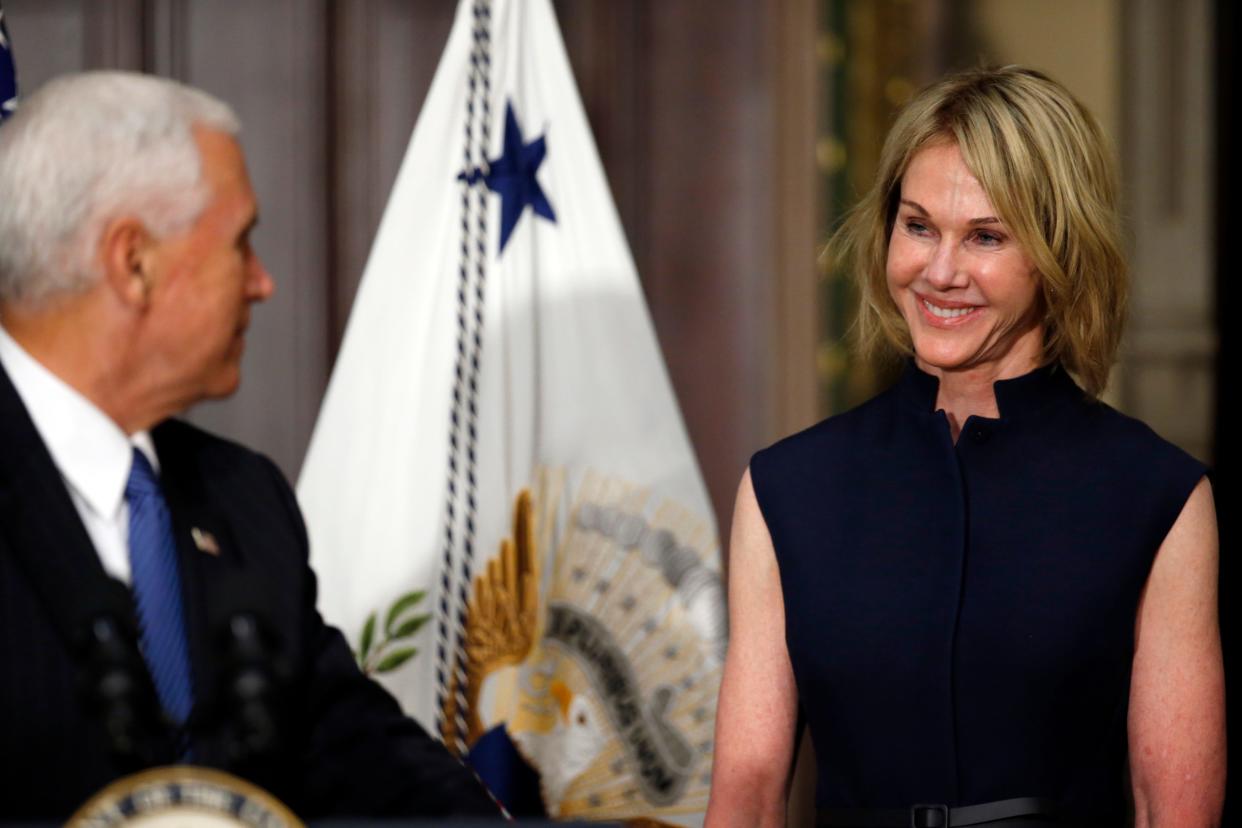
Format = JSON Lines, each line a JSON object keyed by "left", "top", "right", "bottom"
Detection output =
{"left": 1129, "top": 477, "right": 1226, "bottom": 827}
{"left": 705, "top": 469, "right": 800, "bottom": 828}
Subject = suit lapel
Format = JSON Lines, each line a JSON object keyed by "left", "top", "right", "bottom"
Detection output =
{"left": 0, "top": 362, "right": 135, "bottom": 646}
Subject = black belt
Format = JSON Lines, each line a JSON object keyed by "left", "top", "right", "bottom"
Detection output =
{"left": 817, "top": 796, "right": 1063, "bottom": 827}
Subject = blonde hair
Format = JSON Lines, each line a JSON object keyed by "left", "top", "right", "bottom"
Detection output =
{"left": 825, "top": 66, "right": 1125, "bottom": 396}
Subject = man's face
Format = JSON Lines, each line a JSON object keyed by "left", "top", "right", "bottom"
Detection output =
{"left": 141, "top": 128, "right": 273, "bottom": 408}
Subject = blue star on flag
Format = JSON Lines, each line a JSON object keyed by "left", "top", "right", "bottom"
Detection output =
{"left": 461, "top": 101, "right": 556, "bottom": 254}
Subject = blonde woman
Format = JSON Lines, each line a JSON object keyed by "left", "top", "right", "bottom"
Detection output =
{"left": 706, "top": 67, "right": 1224, "bottom": 828}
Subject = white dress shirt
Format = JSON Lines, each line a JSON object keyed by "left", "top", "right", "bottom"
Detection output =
{"left": 0, "top": 325, "right": 159, "bottom": 585}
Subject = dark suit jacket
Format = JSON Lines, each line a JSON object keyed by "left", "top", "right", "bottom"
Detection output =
{"left": 0, "top": 363, "right": 497, "bottom": 820}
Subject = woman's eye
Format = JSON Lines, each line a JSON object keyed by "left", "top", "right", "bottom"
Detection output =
{"left": 905, "top": 220, "right": 929, "bottom": 235}
{"left": 974, "top": 230, "right": 1004, "bottom": 246}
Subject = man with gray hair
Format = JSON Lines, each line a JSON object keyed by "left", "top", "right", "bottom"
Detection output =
{"left": 0, "top": 71, "right": 497, "bottom": 819}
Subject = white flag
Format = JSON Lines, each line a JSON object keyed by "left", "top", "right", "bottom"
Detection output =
{"left": 297, "top": 0, "right": 724, "bottom": 822}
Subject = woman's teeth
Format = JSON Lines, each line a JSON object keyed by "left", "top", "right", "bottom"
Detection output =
{"left": 923, "top": 299, "right": 975, "bottom": 319}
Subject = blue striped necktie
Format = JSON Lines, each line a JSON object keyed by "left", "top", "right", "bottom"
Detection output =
{"left": 126, "top": 447, "right": 195, "bottom": 727}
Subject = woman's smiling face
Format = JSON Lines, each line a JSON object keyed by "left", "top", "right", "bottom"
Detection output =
{"left": 886, "top": 140, "right": 1045, "bottom": 381}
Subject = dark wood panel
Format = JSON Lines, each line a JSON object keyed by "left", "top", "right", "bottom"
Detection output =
{"left": 328, "top": 0, "right": 454, "bottom": 353}
{"left": 84, "top": 0, "right": 142, "bottom": 70}
{"left": 175, "top": 0, "right": 330, "bottom": 481}
{"left": 559, "top": 0, "right": 824, "bottom": 534}
{"left": 624, "top": 1, "right": 778, "bottom": 530}
{"left": 2, "top": 0, "right": 91, "bottom": 85}
{"left": 554, "top": 0, "right": 648, "bottom": 278}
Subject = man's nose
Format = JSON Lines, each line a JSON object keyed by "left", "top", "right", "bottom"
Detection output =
{"left": 247, "top": 254, "right": 275, "bottom": 301}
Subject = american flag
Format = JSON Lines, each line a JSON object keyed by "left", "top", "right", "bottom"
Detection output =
{"left": 1, "top": 1, "right": 18, "bottom": 123}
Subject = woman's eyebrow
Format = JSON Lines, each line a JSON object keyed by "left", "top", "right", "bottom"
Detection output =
{"left": 901, "top": 198, "right": 1001, "bottom": 226}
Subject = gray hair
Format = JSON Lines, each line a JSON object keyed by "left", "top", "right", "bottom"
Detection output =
{"left": 0, "top": 71, "right": 239, "bottom": 306}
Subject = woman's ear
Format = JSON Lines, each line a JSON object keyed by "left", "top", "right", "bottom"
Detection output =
{"left": 99, "top": 217, "right": 155, "bottom": 308}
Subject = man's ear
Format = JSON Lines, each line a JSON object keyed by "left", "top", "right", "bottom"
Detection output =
{"left": 99, "top": 217, "right": 156, "bottom": 308}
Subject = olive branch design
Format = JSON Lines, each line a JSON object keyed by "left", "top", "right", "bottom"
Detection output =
{"left": 356, "top": 590, "right": 431, "bottom": 676}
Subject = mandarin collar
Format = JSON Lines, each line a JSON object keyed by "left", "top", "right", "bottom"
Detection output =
{"left": 896, "top": 358, "right": 1085, "bottom": 420}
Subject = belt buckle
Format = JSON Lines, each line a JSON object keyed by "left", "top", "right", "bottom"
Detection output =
{"left": 910, "top": 803, "right": 949, "bottom": 828}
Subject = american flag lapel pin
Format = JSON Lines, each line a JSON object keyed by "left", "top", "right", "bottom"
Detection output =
{"left": 191, "top": 527, "right": 221, "bottom": 556}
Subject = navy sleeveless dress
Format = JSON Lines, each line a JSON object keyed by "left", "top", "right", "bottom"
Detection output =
{"left": 749, "top": 361, "right": 1205, "bottom": 824}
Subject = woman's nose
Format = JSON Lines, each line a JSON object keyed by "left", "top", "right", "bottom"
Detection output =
{"left": 924, "top": 240, "right": 967, "bottom": 290}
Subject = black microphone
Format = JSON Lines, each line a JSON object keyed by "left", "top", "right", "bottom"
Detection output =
{"left": 77, "top": 613, "right": 164, "bottom": 768}
{"left": 217, "top": 610, "right": 284, "bottom": 764}
{"left": 199, "top": 561, "right": 292, "bottom": 774}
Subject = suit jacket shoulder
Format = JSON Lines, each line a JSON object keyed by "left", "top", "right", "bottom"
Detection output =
{"left": 149, "top": 417, "right": 499, "bottom": 818}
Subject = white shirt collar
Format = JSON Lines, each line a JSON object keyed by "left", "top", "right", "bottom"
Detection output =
{"left": 0, "top": 325, "right": 158, "bottom": 522}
